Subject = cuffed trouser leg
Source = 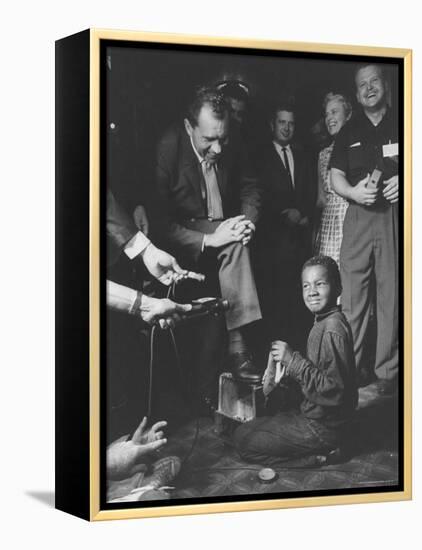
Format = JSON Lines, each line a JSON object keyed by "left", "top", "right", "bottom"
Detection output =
{"left": 340, "top": 203, "right": 398, "bottom": 381}
{"left": 340, "top": 204, "right": 374, "bottom": 374}
{"left": 217, "top": 241, "right": 262, "bottom": 331}
{"left": 373, "top": 204, "right": 399, "bottom": 381}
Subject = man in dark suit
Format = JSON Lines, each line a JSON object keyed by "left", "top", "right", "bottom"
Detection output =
{"left": 107, "top": 190, "right": 186, "bottom": 285}
{"left": 155, "top": 87, "right": 262, "bottom": 383}
{"left": 258, "top": 104, "right": 315, "bottom": 351}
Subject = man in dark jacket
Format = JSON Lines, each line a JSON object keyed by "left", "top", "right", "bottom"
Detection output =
{"left": 258, "top": 104, "right": 315, "bottom": 352}
{"left": 155, "top": 86, "right": 262, "bottom": 383}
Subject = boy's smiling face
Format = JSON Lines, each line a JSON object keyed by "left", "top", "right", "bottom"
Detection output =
{"left": 302, "top": 265, "right": 338, "bottom": 314}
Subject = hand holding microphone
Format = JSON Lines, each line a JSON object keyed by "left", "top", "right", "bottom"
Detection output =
{"left": 141, "top": 243, "right": 205, "bottom": 285}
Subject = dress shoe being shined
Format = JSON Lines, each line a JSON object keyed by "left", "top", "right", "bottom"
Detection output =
{"left": 230, "top": 352, "right": 261, "bottom": 384}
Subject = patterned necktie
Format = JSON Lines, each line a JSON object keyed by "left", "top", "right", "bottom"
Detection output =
{"left": 202, "top": 161, "right": 224, "bottom": 220}
{"left": 282, "top": 146, "right": 294, "bottom": 191}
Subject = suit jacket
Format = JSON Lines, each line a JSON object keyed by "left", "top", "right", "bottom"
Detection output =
{"left": 155, "top": 126, "right": 261, "bottom": 262}
{"left": 259, "top": 142, "right": 315, "bottom": 256}
{"left": 106, "top": 190, "right": 138, "bottom": 267}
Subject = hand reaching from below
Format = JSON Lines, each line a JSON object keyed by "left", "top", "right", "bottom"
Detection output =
{"left": 107, "top": 417, "right": 168, "bottom": 480}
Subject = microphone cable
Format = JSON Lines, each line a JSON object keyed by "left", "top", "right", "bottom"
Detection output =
{"left": 144, "top": 281, "right": 201, "bottom": 466}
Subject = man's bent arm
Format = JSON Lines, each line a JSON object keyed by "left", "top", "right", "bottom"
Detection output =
{"left": 331, "top": 168, "right": 355, "bottom": 202}
{"left": 155, "top": 149, "right": 205, "bottom": 262}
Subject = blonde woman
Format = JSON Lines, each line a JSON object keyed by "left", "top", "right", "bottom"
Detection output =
{"left": 314, "top": 93, "right": 352, "bottom": 264}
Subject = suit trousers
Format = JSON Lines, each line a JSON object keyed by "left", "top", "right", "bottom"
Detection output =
{"left": 340, "top": 202, "right": 398, "bottom": 381}
{"left": 184, "top": 219, "right": 262, "bottom": 331}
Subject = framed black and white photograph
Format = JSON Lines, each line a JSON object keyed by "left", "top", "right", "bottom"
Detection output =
{"left": 55, "top": 29, "right": 412, "bottom": 521}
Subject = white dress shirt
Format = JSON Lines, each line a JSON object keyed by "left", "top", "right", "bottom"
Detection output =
{"left": 190, "top": 137, "right": 224, "bottom": 252}
{"left": 190, "top": 136, "right": 224, "bottom": 219}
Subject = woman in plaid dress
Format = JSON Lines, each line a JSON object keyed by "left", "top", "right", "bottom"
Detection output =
{"left": 314, "top": 93, "right": 352, "bottom": 265}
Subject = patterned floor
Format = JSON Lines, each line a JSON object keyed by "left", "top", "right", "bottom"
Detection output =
{"left": 108, "top": 383, "right": 399, "bottom": 502}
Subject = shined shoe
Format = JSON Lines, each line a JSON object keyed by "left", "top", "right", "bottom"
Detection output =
{"left": 230, "top": 352, "right": 261, "bottom": 384}
{"left": 142, "top": 456, "right": 182, "bottom": 490}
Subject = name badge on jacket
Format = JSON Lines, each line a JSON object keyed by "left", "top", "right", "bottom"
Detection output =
{"left": 383, "top": 142, "right": 399, "bottom": 157}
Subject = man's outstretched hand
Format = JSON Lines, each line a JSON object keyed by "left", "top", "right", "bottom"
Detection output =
{"left": 141, "top": 243, "right": 204, "bottom": 285}
{"left": 137, "top": 296, "right": 192, "bottom": 329}
{"left": 107, "top": 417, "right": 168, "bottom": 480}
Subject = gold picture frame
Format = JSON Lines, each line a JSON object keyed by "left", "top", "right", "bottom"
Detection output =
{"left": 55, "top": 28, "right": 412, "bottom": 521}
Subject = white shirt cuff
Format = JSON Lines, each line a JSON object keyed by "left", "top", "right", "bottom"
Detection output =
{"left": 106, "top": 281, "right": 138, "bottom": 314}
{"left": 124, "top": 231, "right": 151, "bottom": 260}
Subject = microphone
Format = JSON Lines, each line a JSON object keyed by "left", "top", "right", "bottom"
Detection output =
{"left": 184, "top": 297, "right": 230, "bottom": 320}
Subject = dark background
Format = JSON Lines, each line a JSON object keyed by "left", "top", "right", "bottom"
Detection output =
{"left": 105, "top": 44, "right": 398, "bottom": 213}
